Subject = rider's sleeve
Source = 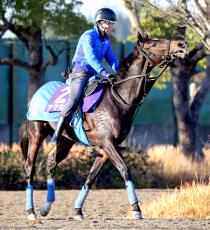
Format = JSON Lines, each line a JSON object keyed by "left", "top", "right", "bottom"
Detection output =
{"left": 104, "top": 41, "right": 119, "bottom": 73}
{"left": 82, "top": 33, "right": 108, "bottom": 76}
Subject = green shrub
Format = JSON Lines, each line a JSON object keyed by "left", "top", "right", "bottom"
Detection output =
{"left": 0, "top": 151, "right": 25, "bottom": 189}
{"left": 0, "top": 145, "right": 153, "bottom": 189}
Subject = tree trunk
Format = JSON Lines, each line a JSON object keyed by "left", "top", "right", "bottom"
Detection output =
{"left": 171, "top": 60, "right": 205, "bottom": 161}
{"left": 28, "top": 70, "right": 44, "bottom": 102}
{"left": 27, "top": 26, "right": 44, "bottom": 101}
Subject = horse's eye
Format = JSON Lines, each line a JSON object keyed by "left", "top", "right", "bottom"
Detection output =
{"left": 178, "top": 41, "right": 185, "bottom": 48}
{"left": 152, "top": 42, "right": 156, "bottom": 47}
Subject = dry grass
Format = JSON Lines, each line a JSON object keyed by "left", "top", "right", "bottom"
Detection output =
{"left": 0, "top": 143, "right": 20, "bottom": 153}
{"left": 143, "top": 145, "right": 210, "bottom": 218}
{"left": 142, "top": 181, "right": 210, "bottom": 218}
{"left": 147, "top": 145, "right": 210, "bottom": 185}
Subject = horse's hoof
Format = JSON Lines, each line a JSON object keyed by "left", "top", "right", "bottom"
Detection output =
{"left": 40, "top": 202, "right": 52, "bottom": 216}
{"left": 27, "top": 213, "right": 37, "bottom": 221}
{"left": 127, "top": 210, "right": 143, "bottom": 220}
{"left": 73, "top": 215, "right": 84, "bottom": 221}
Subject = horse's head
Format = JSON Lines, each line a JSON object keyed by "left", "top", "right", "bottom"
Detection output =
{"left": 136, "top": 31, "right": 188, "bottom": 65}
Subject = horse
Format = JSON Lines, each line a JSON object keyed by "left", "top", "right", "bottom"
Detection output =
{"left": 19, "top": 31, "right": 188, "bottom": 221}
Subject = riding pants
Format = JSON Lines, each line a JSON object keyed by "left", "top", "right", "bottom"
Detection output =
{"left": 61, "top": 71, "right": 93, "bottom": 119}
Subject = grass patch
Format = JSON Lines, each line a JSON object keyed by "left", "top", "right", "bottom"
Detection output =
{"left": 142, "top": 180, "right": 210, "bottom": 218}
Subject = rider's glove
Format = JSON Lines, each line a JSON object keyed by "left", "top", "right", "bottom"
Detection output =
{"left": 100, "top": 69, "right": 115, "bottom": 84}
{"left": 106, "top": 74, "right": 116, "bottom": 84}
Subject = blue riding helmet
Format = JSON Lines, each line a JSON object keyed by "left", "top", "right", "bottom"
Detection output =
{"left": 95, "top": 8, "right": 117, "bottom": 23}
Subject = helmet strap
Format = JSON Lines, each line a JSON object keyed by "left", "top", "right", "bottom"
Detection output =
{"left": 97, "top": 22, "right": 107, "bottom": 36}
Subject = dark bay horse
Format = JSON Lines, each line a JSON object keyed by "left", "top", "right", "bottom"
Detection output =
{"left": 19, "top": 32, "right": 188, "bottom": 221}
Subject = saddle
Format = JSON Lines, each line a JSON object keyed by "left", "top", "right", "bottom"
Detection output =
{"left": 62, "top": 68, "right": 102, "bottom": 97}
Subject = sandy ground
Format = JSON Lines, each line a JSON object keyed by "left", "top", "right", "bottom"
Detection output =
{"left": 0, "top": 189, "right": 209, "bottom": 229}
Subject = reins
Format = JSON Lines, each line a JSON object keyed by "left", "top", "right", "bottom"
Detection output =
{"left": 110, "top": 60, "right": 169, "bottom": 107}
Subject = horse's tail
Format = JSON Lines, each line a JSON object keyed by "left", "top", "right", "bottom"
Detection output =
{"left": 19, "top": 119, "right": 29, "bottom": 160}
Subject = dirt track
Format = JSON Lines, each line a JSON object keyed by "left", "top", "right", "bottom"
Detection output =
{"left": 0, "top": 189, "right": 209, "bottom": 229}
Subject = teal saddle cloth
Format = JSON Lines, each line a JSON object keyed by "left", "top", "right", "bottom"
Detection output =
{"left": 27, "top": 81, "right": 104, "bottom": 146}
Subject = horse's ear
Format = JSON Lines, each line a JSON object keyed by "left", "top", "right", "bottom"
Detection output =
{"left": 143, "top": 32, "right": 149, "bottom": 39}
{"left": 137, "top": 30, "right": 143, "bottom": 43}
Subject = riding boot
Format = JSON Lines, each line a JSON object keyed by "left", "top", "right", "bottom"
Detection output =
{"left": 50, "top": 116, "right": 66, "bottom": 145}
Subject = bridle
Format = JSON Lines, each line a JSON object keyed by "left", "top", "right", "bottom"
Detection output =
{"left": 109, "top": 39, "right": 179, "bottom": 107}
{"left": 141, "top": 39, "right": 172, "bottom": 62}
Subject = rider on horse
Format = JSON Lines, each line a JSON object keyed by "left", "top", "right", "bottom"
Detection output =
{"left": 50, "top": 8, "right": 119, "bottom": 146}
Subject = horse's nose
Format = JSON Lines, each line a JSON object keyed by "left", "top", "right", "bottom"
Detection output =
{"left": 178, "top": 41, "right": 186, "bottom": 48}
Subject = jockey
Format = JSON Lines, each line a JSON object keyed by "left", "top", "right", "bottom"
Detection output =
{"left": 50, "top": 8, "right": 119, "bottom": 146}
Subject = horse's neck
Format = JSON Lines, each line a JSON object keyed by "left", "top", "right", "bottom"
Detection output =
{"left": 116, "top": 56, "right": 150, "bottom": 107}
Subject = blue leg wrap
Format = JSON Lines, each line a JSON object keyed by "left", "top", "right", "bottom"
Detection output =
{"left": 125, "top": 181, "right": 138, "bottom": 205}
{"left": 26, "top": 185, "right": 34, "bottom": 210}
{"left": 47, "top": 178, "right": 55, "bottom": 203}
{"left": 74, "top": 186, "right": 90, "bottom": 209}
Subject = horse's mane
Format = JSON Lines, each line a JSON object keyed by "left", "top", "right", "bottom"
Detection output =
{"left": 116, "top": 42, "right": 141, "bottom": 79}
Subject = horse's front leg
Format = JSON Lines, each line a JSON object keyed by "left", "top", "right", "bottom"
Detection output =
{"left": 40, "top": 137, "right": 74, "bottom": 217}
{"left": 103, "top": 140, "right": 143, "bottom": 219}
{"left": 74, "top": 152, "right": 108, "bottom": 220}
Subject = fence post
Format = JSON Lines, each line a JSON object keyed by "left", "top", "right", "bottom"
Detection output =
{"left": 65, "top": 40, "right": 70, "bottom": 70}
{"left": 120, "top": 42, "right": 125, "bottom": 60}
{"left": 8, "top": 43, "right": 13, "bottom": 146}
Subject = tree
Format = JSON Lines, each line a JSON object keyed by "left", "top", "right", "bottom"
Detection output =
{"left": 0, "top": 0, "right": 91, "bottom": 101}
{"left": 145, "top": 0, "right": 210, "bottom": 50}
{"left": 120, "top": 0, "right": 144, "bottom": 35}
{"left": 120, "top": 1, "right": 210, "bottom": 160}
{"left": 144, "top": 0, "right": 210, "bottom": 161}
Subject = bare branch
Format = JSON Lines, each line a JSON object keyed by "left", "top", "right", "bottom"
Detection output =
{"left": 145, "top": 0, "right": 210, "bottom": 51}
{"left": 189, "top": 44, "right": 206, "bottom": 67}
{"left": 193, "top": 0, "right": 210, "bottom": 30}
{"left": 120, "top": 0, "right": 144, "bottom": 35}
{"left": 0, "top": 26, "right": 8, "bottom": 38}
{"left": 41, "top": 41, "right": 67, "bottom": 71}
{"left": 46, "top": 44, "right": 57, "bottom": 64}
{"left": 145, "top": 1, "right": 185, "bottom": 25}
{"left": 57, "top": 47, "right": 67, "bottom": 56}
{"left": 0, "top": 11, "right": 30, "bottom": 47}
{"left": 190, "top": 62, "right": 210, "bottom": 114}
{"left": 0, "top": 58, "right": 33, "bottom": 71}
{"left": 0, "top": 11, "right": 11, "bottom": 38}
{"left": 194, "top": 0, "right": 206, "bottom": 15}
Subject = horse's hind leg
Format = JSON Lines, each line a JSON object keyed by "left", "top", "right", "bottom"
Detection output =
{"left": 20, "top": 121, "right": 47, "bottom": 220}
{"left": 40, "top": 136, "right": 74, "bottom": 217}
{"left": 19, "top": 120, "right": 29, "bottom": 161}
{"left": 74, "top": 150, "right": 108, "bottom": 220}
